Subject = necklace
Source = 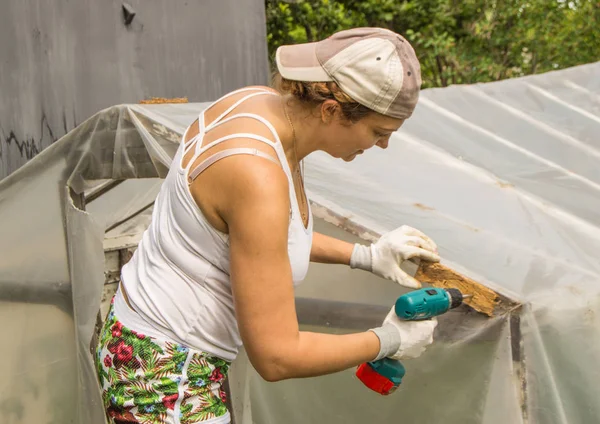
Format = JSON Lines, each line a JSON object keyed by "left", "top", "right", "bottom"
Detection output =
{"left": 282, "top": 101, "right": 308, "bottom": 226}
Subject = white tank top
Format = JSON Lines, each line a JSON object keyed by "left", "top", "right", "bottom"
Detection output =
{"left": 118, "top": 88, "right": 313, "bottom": 361}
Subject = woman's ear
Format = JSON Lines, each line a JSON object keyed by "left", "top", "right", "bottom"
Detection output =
{"left": 320, "top": 100, "right": 340, "bottom": 124}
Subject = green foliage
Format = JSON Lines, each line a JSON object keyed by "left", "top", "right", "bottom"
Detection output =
{"left": 265, "top": 0, "right": 600, "bottom": 87}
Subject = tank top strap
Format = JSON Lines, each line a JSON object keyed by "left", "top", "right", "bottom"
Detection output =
{"left": 204, "top": 91, "right": 279, "bottom": 133}
{"left": 188, "top": 146, "right": 281, "bottom": 183}
{"left": 181, "top": 87, "right": 277, "bottom": 152}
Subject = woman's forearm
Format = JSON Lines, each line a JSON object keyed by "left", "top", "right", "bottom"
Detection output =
{"left": 264, "top": 330, "right": 381, "bottom": 381}
{"left": 310, "top": 232, "right": 355, "bottom": 265}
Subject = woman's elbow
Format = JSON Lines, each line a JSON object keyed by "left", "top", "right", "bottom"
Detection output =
{"left": 258, "top": 367, "right": 286, "bottom": 383}
{"left": 251, "top": 352, "right": 293, "bottom": 382}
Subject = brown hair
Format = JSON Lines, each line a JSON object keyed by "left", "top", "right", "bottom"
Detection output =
{"left": 271, "top": 71, "right": 372, "bottom": 123}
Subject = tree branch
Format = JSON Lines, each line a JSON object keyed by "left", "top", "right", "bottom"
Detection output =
{"left": 436, "top": 55, "right": 448, "bottom": 87}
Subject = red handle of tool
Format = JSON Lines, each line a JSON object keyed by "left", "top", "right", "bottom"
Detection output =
{"left": 355, "top": 362, "right": 396, "bottom": 396}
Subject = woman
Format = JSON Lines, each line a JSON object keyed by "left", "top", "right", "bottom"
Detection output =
{"left": 95, "top": 27, "right": 441, "bottom": 424}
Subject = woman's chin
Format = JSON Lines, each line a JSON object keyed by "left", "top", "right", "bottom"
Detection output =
{"left": 342, "top": 150, "right": 363, "bottom": 162}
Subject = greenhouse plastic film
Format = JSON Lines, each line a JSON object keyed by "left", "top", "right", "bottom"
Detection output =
{"left": 0, "top": 62, "right": 598, "bottom": 423}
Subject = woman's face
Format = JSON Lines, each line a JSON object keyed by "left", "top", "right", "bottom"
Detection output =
{"left": 320, "top": 102, "right": 405, "bottom": 161}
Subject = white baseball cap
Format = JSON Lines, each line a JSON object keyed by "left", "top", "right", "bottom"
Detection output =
{"left": 276, "top": 27, "right": 422, "bottom": 119}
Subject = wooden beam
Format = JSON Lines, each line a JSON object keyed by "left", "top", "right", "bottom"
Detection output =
{"left": 84, "top": 179, "right": 125, "bottom": 204}
{"left": 415, "top": 262, "right": 508, "bottom": 317}
{"left": 310, "top": 201, "right": 520, "bottom": 317}
{"left": 105, "top": 201, "right": 155, "bottom": 233}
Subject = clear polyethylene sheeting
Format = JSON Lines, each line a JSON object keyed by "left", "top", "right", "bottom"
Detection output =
{"left": 0, "top": 62, "right": 598, "bottom": 423}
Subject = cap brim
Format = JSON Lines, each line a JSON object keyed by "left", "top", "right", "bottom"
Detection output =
{"left": 276, "top": 42, "right": 332, "bottom": 82}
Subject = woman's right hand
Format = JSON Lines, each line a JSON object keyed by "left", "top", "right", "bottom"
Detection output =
{"left": 371, "top": 306, "right": 437, "bottom": 361}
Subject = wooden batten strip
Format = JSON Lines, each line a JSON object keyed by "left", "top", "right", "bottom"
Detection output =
{"left": 310, "top": 200, "right": 519, "bottom": 317}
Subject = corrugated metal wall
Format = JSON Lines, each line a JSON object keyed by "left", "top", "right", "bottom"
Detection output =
{"left": 0, "top": 0, "right": 269, "bottom": 178}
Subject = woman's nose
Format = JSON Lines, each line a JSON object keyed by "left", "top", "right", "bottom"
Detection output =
{"left": 376, "top": 138, "right": 389, "bottom": 149}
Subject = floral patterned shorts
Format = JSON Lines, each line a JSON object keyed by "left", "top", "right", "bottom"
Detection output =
{"left": 95, "top": 298, "right": 231, "bottom": 424}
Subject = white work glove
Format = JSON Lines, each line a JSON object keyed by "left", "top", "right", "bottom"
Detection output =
{"left": 370, "top": 307, "right": 438, "bottom": 361}
{"left": 350, "top": 225, "right": 440, "bottom": 288}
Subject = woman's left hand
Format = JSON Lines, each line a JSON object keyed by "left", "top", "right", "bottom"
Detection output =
{"left": 349, "top": 225, "right": 440, "bottom": 288}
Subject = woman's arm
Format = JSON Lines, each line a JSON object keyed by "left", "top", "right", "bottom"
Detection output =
{"left": 217, "top": 154, "right": 381, "bottom": 382}
{"left": 309, "top": 232, "right": 355, "bottom": 265}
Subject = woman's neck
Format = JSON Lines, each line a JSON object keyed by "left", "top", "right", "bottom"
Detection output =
{"left": 278, "top": 95, "right": 321, "bottom": 164}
